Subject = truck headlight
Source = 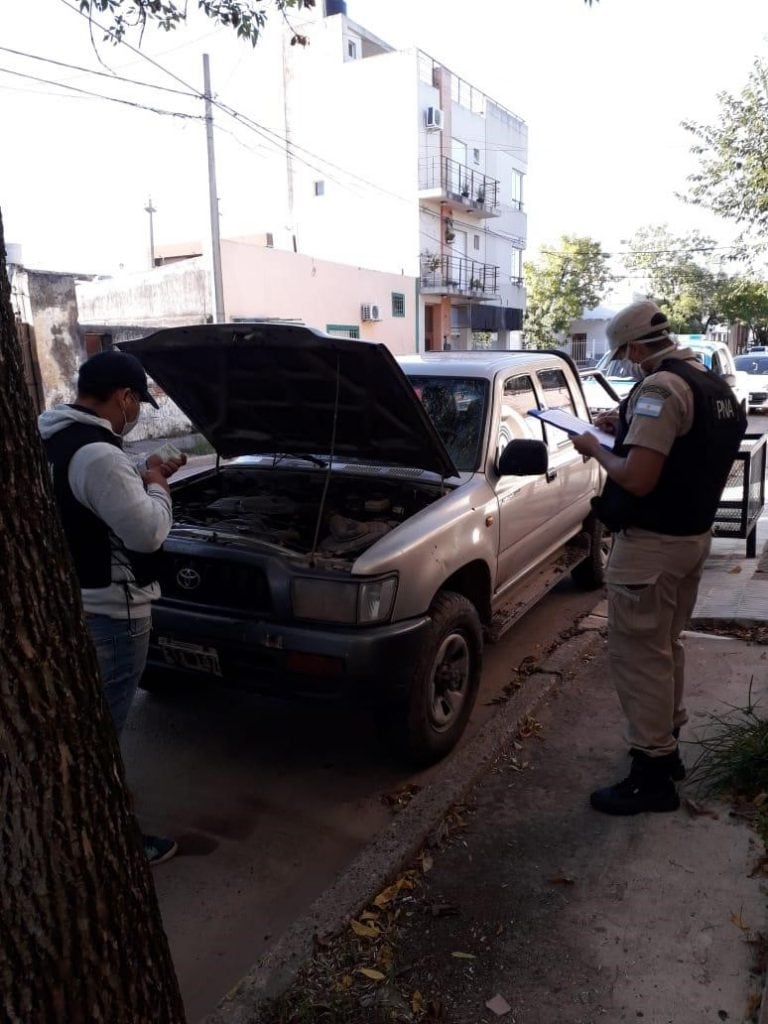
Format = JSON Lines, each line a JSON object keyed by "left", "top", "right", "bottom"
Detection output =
{"left": 292, "top": 575, "right": 398, "bottom": 625}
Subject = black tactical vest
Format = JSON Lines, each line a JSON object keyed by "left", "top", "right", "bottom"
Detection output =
{"left": 44, "top": 410, "right": 164, "bottom": 589}
{"left": 593, "top": 359, "right": 746, "bottom": 535}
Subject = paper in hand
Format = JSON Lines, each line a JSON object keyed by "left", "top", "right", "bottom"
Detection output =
{"left": 527, "top": 408, "right": 615, "bottom": 450}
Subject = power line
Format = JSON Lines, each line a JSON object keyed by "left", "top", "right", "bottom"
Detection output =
{"left": 0, "top": 65, "right": 204, "bottom": 118}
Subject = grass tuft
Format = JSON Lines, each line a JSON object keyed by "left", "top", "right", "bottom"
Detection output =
{"left": 688, "top": 678, "right": 768, "bottom": 798}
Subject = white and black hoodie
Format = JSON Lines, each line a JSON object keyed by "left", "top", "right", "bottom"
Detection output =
{"left": 38, "top": 405, "right": 172, "bottom": 619}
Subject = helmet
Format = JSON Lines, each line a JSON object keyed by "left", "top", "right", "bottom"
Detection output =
{"left": 606, "top": 300, "right": 672, "bottom": 359}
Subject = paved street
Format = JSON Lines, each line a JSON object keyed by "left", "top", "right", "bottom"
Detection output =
{"left": 121, "top": 576, "right": 604, "bottom": 1022}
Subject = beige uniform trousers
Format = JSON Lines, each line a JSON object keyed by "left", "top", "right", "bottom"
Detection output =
{"left": 606, "top": 527, "right": 712, "bottom": 757}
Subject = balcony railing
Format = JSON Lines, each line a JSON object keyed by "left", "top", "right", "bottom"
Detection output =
{"left": 419, "top": 156, "right": 500, "bottom": 215}
{"left": 420, "top": 254, "right": 498, "bottom": 297}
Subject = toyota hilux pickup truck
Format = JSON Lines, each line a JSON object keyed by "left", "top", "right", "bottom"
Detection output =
{"left": 123, "top": 324, "right": 607, "bottom": 764}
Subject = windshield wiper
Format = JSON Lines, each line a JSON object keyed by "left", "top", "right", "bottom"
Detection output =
{"left": 271, "top": 452, "right": 328, "bottom": 468}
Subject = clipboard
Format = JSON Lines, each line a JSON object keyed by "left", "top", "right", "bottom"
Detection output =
{"left": 527, "top": 408, "right": 615, "bottom": 450}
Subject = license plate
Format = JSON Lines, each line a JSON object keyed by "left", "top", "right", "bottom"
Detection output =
{"left": 158, "top": 637, "right": 222, "bottom": 677}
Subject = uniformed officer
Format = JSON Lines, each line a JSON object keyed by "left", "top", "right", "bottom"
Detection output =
{"left": 572, "top": 300, "right": 746, "bottom": 816}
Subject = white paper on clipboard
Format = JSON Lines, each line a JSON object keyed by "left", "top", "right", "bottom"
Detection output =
{"left": 527, "top": 408, "right": 615, "bottom": 450}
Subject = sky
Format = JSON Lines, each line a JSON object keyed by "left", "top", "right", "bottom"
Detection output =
{"left": 2, "top": 0, "right": 768, "bottom": 280}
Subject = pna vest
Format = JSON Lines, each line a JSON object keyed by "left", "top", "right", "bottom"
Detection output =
{"left": 44, "top": 411, "right": 164, "bottom": 588}
{"left": 593, "top": 359, "right": 747, "bottom": 535}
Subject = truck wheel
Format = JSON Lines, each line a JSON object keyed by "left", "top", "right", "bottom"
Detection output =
{"left": 378, "top": 591, "right": 482, "bottom": 767}
{"left": 571, "top": 516, "right": 611, "bottom": 590}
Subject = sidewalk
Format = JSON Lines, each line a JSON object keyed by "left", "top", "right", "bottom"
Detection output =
{"left": 694, "top": 508, "right": 768, "bottom": 623}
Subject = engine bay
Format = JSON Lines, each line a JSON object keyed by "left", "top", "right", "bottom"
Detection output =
{"left": 171, "top": 465, "right": 443, "bottom": 562}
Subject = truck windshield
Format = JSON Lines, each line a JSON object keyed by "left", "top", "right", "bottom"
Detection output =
{"left": 735, "top": 355, "right": 768, "bottom": 375}
{"left": 407, "top": 375, "right": 488, "bottom": 473}
{"left": 595, "top": 352, "right": 639, "bottom": 379}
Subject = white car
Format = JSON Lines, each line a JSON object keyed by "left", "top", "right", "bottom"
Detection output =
{"left": 688, "top": 340, "right": 749, "bottom": 413}
{"left": 735, "top": 353, "right": 768, "bottom": 413}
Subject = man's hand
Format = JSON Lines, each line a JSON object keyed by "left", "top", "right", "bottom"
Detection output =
{"left": 145, "top": 452, "right": 188, "bottom": 479}
{"left": 571, "top": 432, "right": 602, "bottom": 458}
{"left": 593, "top": 410, "right": 619, "bottom": 434}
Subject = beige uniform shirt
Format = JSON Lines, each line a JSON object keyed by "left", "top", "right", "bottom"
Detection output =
{"left": 606, "top": 347, "right": 711, "bottom": 584}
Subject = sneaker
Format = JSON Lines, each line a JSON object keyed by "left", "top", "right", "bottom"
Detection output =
{"left": 591, "top": 751, "right": 681, "bottom": 816}
{"left": 143, "top": 834, "right": 179, "bottom": 866}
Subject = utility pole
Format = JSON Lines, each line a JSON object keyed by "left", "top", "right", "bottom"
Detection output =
{"left": 203, "top": 53, "right": 225, "bottom": 322}
{"left": 144, "top": 197, "right": 156, "bottom": 268}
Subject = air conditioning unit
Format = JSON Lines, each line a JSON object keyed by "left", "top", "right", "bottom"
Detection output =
{"left": 361, "top": 303, "right": 381, "bottom": 322}
{"left": 425, "top": 106, "right": 444, "bottom": 131}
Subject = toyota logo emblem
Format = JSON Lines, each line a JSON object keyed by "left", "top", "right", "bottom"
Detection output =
{"left": 176, "top": 566, "right": 202, "bottom": 590}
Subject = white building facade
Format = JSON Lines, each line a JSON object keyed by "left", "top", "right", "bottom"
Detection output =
{"left": 255, "top": 1, "right": 528, "bottom": 351}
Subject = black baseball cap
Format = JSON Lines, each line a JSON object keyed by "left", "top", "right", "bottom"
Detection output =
{"left": 77, "top": 350, "right": 159, "bottom": 409}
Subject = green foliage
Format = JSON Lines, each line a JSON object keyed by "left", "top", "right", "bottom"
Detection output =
{"left": 523, "top": 235, "right": 613, "bottom": 349}
{"left": 682, "top": 56, "right": 768, "bottom": 240}
{"left": 621, "top": 224, "right": 731, "bottom": 333}
{"left": 78, "top": 0, "right": 315, "bottom": 46}
{"left": 718, "top": 276, "right": 768, "bottom": 345}
{"left": 689, "top": 681, "right": 768, "bottom": 799}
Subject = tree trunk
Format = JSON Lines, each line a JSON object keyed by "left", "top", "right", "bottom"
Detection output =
{"left": 0, "top": 209, "right": 185, "bottom": 1023}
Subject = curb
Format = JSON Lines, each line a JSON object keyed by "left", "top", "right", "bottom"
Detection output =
{"left": 205, "top": 627, "right": 604, "bottom": 1024}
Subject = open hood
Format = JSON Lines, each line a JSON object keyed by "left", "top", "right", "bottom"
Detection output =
{"left": 121, "top": 323, "right": 458, "bottom": 477}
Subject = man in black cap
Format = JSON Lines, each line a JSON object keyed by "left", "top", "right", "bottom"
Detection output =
{"left": 39, "top": 349, "right": 185, "bottom": 866}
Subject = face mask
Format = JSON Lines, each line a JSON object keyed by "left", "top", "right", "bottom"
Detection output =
{"left": 120, "top": 396, "right": 140, "bottom": 437}
{"left": 635, "top": 342, "right": 677, "bottom": 378}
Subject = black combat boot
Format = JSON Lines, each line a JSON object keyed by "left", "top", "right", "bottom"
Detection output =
{"left": 591, "top": 750, "right": 681, "bottom": 816}
{"left": 629, "top": 743, "right": 686, "bottom": 781}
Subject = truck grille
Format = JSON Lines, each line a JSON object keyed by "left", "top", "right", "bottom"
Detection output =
{"left": 749, "top": 391, "right": 768, "bottom": 402}
{"left": 157, "top": 554, "right": 272, "bottom": 613}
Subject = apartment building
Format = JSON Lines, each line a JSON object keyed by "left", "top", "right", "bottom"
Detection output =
{"left": 259, "top": 0, "right": 528, "bottom": 350}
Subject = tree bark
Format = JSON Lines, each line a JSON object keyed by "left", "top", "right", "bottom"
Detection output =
{"left": 0, "top": 209, "right": 185, "bottom": 1023}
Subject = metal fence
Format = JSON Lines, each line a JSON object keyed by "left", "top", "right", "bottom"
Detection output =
{"left": 420, "top": 254, "right": 499, "bottom": 296}
{"left": 713, "top": 432, "right": 767, "bottom": 556}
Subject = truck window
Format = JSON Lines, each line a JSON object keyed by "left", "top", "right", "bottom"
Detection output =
{"left": 536, "top": 368, "right": 578, "bottom": 448}
{"left": 500, "top": 375, "right": 544, "bottom": 450}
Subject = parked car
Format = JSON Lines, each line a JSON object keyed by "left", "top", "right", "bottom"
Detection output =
{"left": 580, "top": 339, "right": 749, "bottom": 416}
{"left": 735, "top": 353, "right": 768, "bottom": 412}
{"left": 123, "top": 325, "right": 606, "bottom": 765}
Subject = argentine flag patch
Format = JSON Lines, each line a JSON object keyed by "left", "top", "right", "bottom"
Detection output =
{"left": 635, "top": 395, "right": 665, "bottom": 418}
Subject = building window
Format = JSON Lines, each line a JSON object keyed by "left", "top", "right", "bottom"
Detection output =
{"left": 510, "top": 248, "right": 523, "bottom": 284}
{"left": 326, "top": 324, "right": 360, "bottom": 339}
{"left": 347, "top": 39, "right": 357, "bottom": 59}
{"left": 571, "top": 333, "right": 587, "bottom": 363}
{"left": 391, "top": 292, "right": 406, "bottom": 318}
{"left": 314, "top": 180, "right": 325, "bottom": 196}
{"left": 537, "top": 368, "right": 578, "bottom": 450}
{"left": 510, "top": 169, "right": 524, "bottom": 210}
{"left": 265, "top": 232, "right": 274, "bottom": 248}
{"left": 473, "top": 234, "right": 481, "bottom": 251}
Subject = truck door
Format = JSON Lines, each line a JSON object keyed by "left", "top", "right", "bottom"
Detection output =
{"left": 495, "top": 373, "right": 561, "bottom": 594}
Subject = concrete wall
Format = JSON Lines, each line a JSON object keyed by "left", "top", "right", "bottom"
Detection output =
{"left": 76, "top": 258, "right": 210, "bottom": 328}
{"left": 12, "top": 268, "right": 83, "bottom": 406}
{"left": 221, "top": 240, "right": 416, "bottom": 353}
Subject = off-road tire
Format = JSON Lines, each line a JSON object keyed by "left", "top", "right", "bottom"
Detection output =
{"left": 378, "top": 591, "right": 483, "bottom": 767}
{"left": 571, "top": 515, "right": 611, "bottom": 590}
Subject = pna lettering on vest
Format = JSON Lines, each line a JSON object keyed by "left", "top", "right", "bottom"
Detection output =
{"left": 714, "top": 398, "right": 736, "bottom": 419}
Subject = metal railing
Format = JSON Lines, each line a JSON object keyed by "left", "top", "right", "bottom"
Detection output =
{"left": 419, "top": 155, "right": 499, "bottom": 213}
{"left": 416, "top": 50, "right": 527, "bottom": 127}
{"left": 713, "top": 432, "right": 767, "bottom": 556}
{"left": 420, "top": 254, "right": 499, "bottom": 296}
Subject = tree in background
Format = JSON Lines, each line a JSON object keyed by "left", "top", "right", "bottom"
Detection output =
{"left": 620, "top": 224, "right": 732, "bottom": 334}
{"left": 1, "top": 2, "right": 312, "bottom": 1022}
{"left": 523, "top": 235, "right": 613, "bottom": 348}
{"left": 681, "top": 55, "right": 768, "bottom": 244}
{"left": 718, "top": 277, "right": 768, "bottom": 347}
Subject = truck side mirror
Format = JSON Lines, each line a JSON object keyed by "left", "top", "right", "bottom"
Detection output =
{"left": 498, "top": 439, "right": 548, "bottom": 477}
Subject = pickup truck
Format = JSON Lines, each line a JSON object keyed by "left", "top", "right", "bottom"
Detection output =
{"left": 123, "top": 324, "right": 607, "bottom": 765}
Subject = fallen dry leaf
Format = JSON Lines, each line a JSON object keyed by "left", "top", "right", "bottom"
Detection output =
{"left": 373, "top": 876, "right": 415, "bottom": 908}
{"left": 451, "top": 951, "right": 476, "bottom": 960}
{"left": 731, "top": 910, "right": 750, "bottom": 932}
{"left": 753, "top": 791, "right": 768, "bottom": 807}
{"left": 351, "top": 919, "right": 380, "bottom": 939}
{"left": 360, "top": 910, "right": 380, "bottom": 922}
{"left": 683, "top": 797, "right": 718, "bottom": 819}
{"left": 357, "top": 967, "right": 386, "bottom": 982}
{"left": 729, "top": 565, "right": 742, "bottom": 574}
{"left": 485, "top": 993, "right": 512, "bottom": 1016}
{"left": 411, "top": 990, "right": 425, "bottom": 1014}
{"left": 381, "top": 783, "right": 422, "bottom": 809}
{"left": 337, "top": 974, "right": 354, "bottom": 991}
{"left": 421, "top": 853, "right": 434, "bottom": 874}
{"left": 548, "top": 872, "right": 576, "bottom": 885}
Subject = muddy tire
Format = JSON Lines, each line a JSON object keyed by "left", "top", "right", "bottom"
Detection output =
{"left": 378, "top": 591, "right": 483, "bottom": 767}
{"left": 571, "top": 516, "right": 611, "bottom": 590}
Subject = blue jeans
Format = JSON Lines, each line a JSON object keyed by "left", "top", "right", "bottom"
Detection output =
{"left": 86, "top": 614, "right": 152, "bottom": 736}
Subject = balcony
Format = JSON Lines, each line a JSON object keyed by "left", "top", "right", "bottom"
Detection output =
{"left": 419, "top": 156, "right": 500, "bottom": 217}
{"left": 420, "top": 254, "right": 499, "bottom": 298}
